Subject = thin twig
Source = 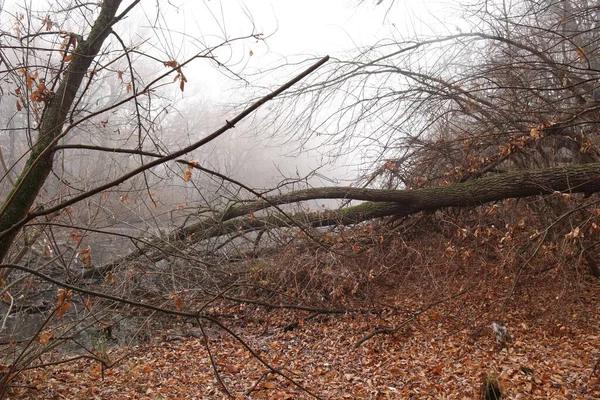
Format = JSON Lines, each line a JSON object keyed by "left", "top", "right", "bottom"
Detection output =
{"left": 197, "top": 318, "right": 233, "bottom": 399}
{"left": 356, "top": 281, "right": 480, "bottom": 347}
{"left": 202, "top": 314, "right": 324, "bottom": 399}
{"left": 0, "top": 55, "right": 330, "bottom": 241}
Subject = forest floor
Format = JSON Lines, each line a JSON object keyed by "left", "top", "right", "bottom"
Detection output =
{"left": 6, "top": 264, "right": 600, "bottom": 399}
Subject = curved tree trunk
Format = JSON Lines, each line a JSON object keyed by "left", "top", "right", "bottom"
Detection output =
{"left": 92, "top": 162, "right": 600, "bottom": 276}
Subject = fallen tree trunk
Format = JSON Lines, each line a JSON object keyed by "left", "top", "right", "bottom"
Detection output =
{"left": 88, "top": 162, "right": 600, "bottom": 277}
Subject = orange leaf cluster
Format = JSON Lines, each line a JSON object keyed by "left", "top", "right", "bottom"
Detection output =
{"left": 164, "top": 60, "right": 188, "bottom": 92}
{"left": 170, "top": 294, "right": 184, "bottom": 311}
{"left": 41, "top": 15, "right": 52, "bottom": 31}
{"left": 38, "top": 331, "right": 53, "bottom": 346}
{"left": 183, "top": 162, "right": 198, "bottom": 182}
{"left": 59, "top": 31, "right": 78, "bottom": 60}
{"left": 56, "top": 289, "right": 72, "bottom": 319}
{"left": 70, "top": 230, "right": 83, "bottom": 244}
{"left": 14, "top": 69, "right": 53, "bottom": 118}
{"left": 79, "top": 245, "right": 92, "bottom": 268}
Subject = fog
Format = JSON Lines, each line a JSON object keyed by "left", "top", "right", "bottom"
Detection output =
{"left": 0, "top": 0, "right": 462, "bottom": 242}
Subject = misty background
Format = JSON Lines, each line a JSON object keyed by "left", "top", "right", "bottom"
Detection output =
{"left": 0, "top": 0, "right": 461, "bottom": 263}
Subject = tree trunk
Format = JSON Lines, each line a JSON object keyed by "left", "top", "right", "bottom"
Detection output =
{"left": 0, "top": 0, "right": 125, "bottom": 272}
{"left": 92, "top": 162, "right": 600, "bottom": 276}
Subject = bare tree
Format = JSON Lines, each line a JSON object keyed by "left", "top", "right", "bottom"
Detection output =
{"left": 2, "top": 0, "right": 600, "bottom": 397}
{"left": 258, "top": 0, "right": 600, "bottom": 190}
{"left": 0, "top": 1, "right": 319, "bottom": 395}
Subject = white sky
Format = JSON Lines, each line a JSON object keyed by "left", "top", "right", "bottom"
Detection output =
{"left": 132, "top": 0, "right": 460, "bottom": 101}
{"left": 122, "top": 0, "right": 464, "bottom": 184}
{"left": 0, "top": 0, "right": 463, "bottom": 185}
{"left": 0, "top": 0, "right": 462, "bottom": 105}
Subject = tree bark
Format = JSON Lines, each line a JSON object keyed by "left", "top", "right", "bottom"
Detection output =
{"left": 91, "top": 162, "right": 600, "bottom": 276}
{"left": 219, "top": 162, "right": 600, "bottom": 219}
{"left": 0, "top": 0, "right": 125, "bottom": 270}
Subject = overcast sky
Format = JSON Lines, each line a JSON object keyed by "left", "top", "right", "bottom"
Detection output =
{"left": 0, "top": 0, "right": 462, "bottom": 185}
{"left": 130, "top": 0, "right": 460, "bottom": 101}
{"left": 0, "top": 0, "right": 461, "bottom": 108}
{"left": 122, "top": 0, "right": 463, "bottom": 183}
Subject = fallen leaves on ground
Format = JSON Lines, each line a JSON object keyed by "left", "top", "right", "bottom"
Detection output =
{"left": 7, "top": 275, "right": 600, "bottom": 399}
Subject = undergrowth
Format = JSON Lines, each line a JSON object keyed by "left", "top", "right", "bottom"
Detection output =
{"left": 242, "top": 195, "right": 600, "bottom": 322}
